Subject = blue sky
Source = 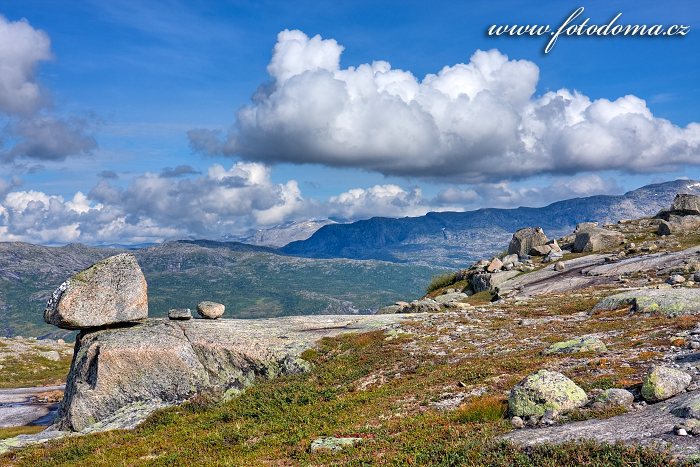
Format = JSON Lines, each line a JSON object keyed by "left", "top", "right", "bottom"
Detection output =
{"left": 0, "top": 0, "right": 698, "bottom": 244}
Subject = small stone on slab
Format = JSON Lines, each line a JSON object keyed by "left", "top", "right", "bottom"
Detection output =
{"left": 168, "top": 308, "right": 192, "bottom": 320}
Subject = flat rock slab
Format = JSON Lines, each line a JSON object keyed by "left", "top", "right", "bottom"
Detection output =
{"left": 593, "top": 289, "right": 700, "bottom": 316}
{"left": 0, "top": 386, "right": 64, "bottom": 428}
{"left": 502, "top": 390, "right": 700, "bottom": 458}
{"left": 52, "top": 315, "right": 410, "bottom": 433}
{"left": 500, "top": 246, "right": 700, "bottom": 298}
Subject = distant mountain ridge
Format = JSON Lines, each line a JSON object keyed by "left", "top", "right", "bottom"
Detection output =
{"left": 0, "top": 240, "right": 437, "bottom": 339}
{"left": 283, "top": 180, "right": 700, "bottom": 268}
{"left": 237, "top": 219, "right": 338, "bottom": 247}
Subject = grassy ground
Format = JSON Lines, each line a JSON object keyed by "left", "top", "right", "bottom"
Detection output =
{"left": 0, "top": 427, "right": 44, "bottom": 441}
{"left": 0, "top": 353, "right": 72, "bottom": 389}
{"left": 4, "top": 286, "right": 690, "bottom": 466}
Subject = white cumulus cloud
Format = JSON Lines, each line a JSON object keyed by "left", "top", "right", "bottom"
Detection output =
{"left": 0, "top": 15, "right": 97, "bottom": 164}
{"left": 189, "top": 29, "right": 700, "bottom": 182}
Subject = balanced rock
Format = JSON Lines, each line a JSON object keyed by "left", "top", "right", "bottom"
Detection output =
{"left": 44, "top": 253, "right": 148, "bottom": 330}
{"left": 573, "top": 228, "right": 624, "bottom": 253}
{"left": 196, "top": 301, "right": 225, "bottom": 319}
{"left": 51, "top": 315, "right": 404, "bottom": 432}
{"left": 508, "top": 227, "right": 548, "bottom": 257}
{"left": 508, "top": 370, "right": 587, "bottom": 418}
{"left": 168, "top": 308, "right": 192, "bottom": 320}
{"left": 543, "top": 336, "right": 607, "bottom": 355}
{"left": 641, "top": 365, "right": 691, "bottom": 402}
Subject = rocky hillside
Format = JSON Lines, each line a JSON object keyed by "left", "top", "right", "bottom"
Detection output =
{"left": 6, "top": 193, "right": 700, "bottom": 464}
{"left": 0, "top": 240, "right": 437, "bottom": 339}
{"left": 283, "top": 179, "right": 700, "bottom": 268}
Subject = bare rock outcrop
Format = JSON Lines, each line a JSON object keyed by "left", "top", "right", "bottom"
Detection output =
{"left": 502, "top": 389, "right": 700, "bottom": 459}
{"left": 53, "top": 315, "right": 405, "bottom": 432}
{"left": 573, "top": 227, "right": 624, "bottom": 253}
{"left": 508, "top": 227, "right": 548, "bottom": 257}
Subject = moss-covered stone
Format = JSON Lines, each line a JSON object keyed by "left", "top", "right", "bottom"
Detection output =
{"left": 641, "top": 365, "right": 691, "bottom": 402}
{"left": 544, "top": 336, "right": 607, "bottom": 355}
{"left": 310, "top": 436, "right": 363, "bottom": 452}
{"left": 593, "top": 289, "right": 700, "bottom": 317}
{"left": 508, "top": 369, "right": 587, "bottom": 418}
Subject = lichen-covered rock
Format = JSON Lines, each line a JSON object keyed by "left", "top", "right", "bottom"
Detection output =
{"left": 543, "top": 336, "right": 607, "bottom": 355}
{"left": 434, "top": 292, "right": 469, "bottom": 305}
{"left": 668, "top": 274, "right": 686, "bottom": 285}
{"left": 508, "top": 370, "right": 587, "bottom": 418}
{"left": 592, "top": 289, "right": 700, "bottom": 317}
{"left": 594, "top": 388, "right": 634, "bottom": 408}
{"left": 376, "top": 304, "right": 403, "bottom": 314}
{"left": 573, "top": 228, "right": 624, "bottom": 253}
{"left": 196, "top": 301, "right": 225, "bottom": 319}
{"left": 310, "top": 436, "right": 363, "bottom": 452}
{"left": 44, "top": 253, "right": 148, "bottom": 330}
{"left": 508, "top": 227, "right": 548, "bottom": 257}
{"left": 657, "top": 215, "right": 700, "bottom": 235}
{"left": 673, "top": 394, "right": 700, "bottom": 419}
{"left": 408, "top": 299, "right": 441, "bottom": 313}
{"left": 470, "top": 271, "right": 520, "bottom": 293}
{"left": 641, "top": 365, "right": 691, "bottom": 402}
{"left": 575, "top": 222, "right": 598, "bottom": 233}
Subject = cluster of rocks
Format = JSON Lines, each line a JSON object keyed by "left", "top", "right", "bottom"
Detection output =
{"left": 377, "top": 290, "right": 475, "bottom": 315}
{"left": 508, "top": 364, "right": 695, "bottom": 431}
{"left": 465, "top": 223, "right": 624, "bottom": 292}
{"left": 656, "top": 193, "right": 700, "bottom": 235}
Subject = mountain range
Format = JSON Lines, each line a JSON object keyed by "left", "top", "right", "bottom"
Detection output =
{"left": 282, "top": 179, "right": 700, "bottom": 268}
{"left": 3, "top": 179, "right": 698, "bottom": 339}
{"left": 0, "top": 240, "right": 437, "bottom": 339}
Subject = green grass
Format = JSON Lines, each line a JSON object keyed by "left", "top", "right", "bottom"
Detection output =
{"left": 426, "top": 271, "right": 459, "bottom": 294}
{"left": 0, "top": 354, "right": 72, "bottom": 389}
{"left": 0, "top": 426, "right": 44, "bottom": 440}
{"left": 3, "top": 330, "right": 678, "bottom": 466}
